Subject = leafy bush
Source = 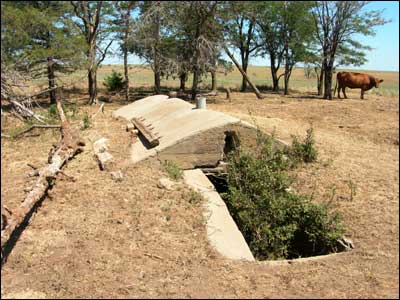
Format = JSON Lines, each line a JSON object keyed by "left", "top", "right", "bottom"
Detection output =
{"left": 163, "top": 160, "right": 183, "bottom": 181}
{"left": 223, "top": 132, "right": 344, "bottom": 260}
{"left": 288, "top": 127, "right": 318, "bottom": 165}
{"left": 103, "top": 70, "right": 125, "bottom": 92}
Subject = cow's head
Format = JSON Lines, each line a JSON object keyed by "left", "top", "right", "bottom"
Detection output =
{"left": 374, "top": 78, "right": 384, "bottom": 88}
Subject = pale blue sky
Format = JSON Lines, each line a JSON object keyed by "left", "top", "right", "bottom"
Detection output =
{"left": 104, "top": 1, "right": 399, "bottom": 72}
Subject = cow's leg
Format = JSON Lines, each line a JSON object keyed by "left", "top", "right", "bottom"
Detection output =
{"left": 343, "top": 87, "right": 348, "bottom": 99}
{"left": 361, "top": 89, "right": 364, "bottom": 100}
{"left": 337, "top": 85, "right": 341, "bottom": 99}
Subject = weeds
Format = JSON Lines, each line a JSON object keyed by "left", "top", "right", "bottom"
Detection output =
{"left": 187, "top": 190, "right": 202, "bottom": 205}
{"left": 163, "top": 160, "right": 183, "bottom": 181}
{"left": 346, "top": 180, "right": 357, "bottom": 201}
{"left": 82, "top": 113, "right": 91, "bottom": 130}
{"left": 288, "top": 127, "right": 318, "bottom": 165}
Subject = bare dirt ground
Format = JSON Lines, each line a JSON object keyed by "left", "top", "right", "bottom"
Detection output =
{"left": 1, "top": 89, "right": 399, "bottom": 299}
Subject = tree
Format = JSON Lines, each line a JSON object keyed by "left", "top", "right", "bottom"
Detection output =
{"left": 71, "top": 1, "right": 114, "bottom": 104}
{"left": 256, "top": 2, "right": 285, "bottom": 92}
{"left": 113, "top": 1, "right": 138, "bottom": 102}
{"left": 278, "top": 1, "right": 315, "bottom": 95}
{"left": 223, "top": 2, "right": 262, "bottom": 92}
{"left": 312, "top": 1, "right": 388, "bottom": 100}
{"left": 1, "top": 1, "right": 85, "bottom": 104}
{"left": 184, "top": 1, "right": 221, "bottom": 100}
{"left": 128, "top": 1, "right": 173, "bottom": 94}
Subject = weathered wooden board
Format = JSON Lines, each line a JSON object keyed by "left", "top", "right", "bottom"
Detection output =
{"left": 131, "top": 117, "right": 159, "bottom": 148}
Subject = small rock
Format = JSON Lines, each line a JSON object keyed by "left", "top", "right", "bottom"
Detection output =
{"left": 93, "top": 138, "right": 113, "bottom": 170}
{"left": 96, "top": 152, "right": 113, "bottom": 170}
{"left": 93, "top": 138, "right": 109, "bottom": 153}
{"left": 157, "top": 177, "right": 177, "bottom": 190}
{"left": 111, "top": 170, "right": 123, "bottom": 182}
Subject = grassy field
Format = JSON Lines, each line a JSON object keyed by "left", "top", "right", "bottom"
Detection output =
{"left": 49, "top": 64, "right": 399, "bottom": 98}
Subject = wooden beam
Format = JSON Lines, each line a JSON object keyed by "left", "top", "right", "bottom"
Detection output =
{"left": 131, "top": 118, "right": 159, "bottom": 148}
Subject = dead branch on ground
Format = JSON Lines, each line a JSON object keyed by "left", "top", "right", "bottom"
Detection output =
{"left": 1, "top": 94, "right": 85, "bottom": 264}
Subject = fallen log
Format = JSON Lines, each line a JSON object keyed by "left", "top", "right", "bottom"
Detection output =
{"left": 1, "top": 96, "right": 85, "bottom": 264}
{"left": 223, "top": 45, "right": 264, "bottom": 100}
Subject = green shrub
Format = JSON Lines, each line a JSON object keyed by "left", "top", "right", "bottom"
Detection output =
{"left": 82, "top": 113, "right": 91, "bottom": 130}
{"left": 223, "top": 133, "right": 344, "bottom": 260}
{"left": 47, "top": 104, "right": 58, "bottom": 118}
{"left": 288, "top": 127, "right": 318, "bottom": 165}
{"left": 103, "top": 70, "right": 125, "bottom": 92}
{"left": 163, "top": 160, "right": 183, "bottom": 181}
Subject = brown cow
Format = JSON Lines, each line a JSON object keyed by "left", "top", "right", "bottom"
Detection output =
{"left": 334, "top": 72, "right": 384, "bottom": 99}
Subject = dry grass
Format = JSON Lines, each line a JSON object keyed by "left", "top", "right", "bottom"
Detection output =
{"left": 41, "top": 64, "right": 399, "bottom": 98}
{"left": 1, "top": 85, "right": 399, "bottom": 298}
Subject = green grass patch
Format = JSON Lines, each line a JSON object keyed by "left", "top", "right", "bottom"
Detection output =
{"left": 163, "top": 160, "right": 183, "bottom": 181}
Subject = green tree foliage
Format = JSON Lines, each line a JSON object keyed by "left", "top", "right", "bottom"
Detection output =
{"left": 222, "top": 1, "right": 262, "bottom": 92}
{"left": 255, "top": 1, "right": 314, "bottom": 95}
{"left": 1, "top": 1, "right": 86, "bottom": 103}
{"left": 280, "top": 1, "right": 315, "bottom": 95}
{"left": 255, "top": 1, "right": 285, "bottom": 92}
{"left": 127, "top": 1, "right": 173, "bottom": 94}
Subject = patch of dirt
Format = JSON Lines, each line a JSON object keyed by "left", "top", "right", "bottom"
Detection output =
{"left": 1, "top": 91, "right": 399, "bottom": 298}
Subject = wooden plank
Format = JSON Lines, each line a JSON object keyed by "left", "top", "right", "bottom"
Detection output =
{"left": 131, "top": 117, "right": 160, "bottom": 148}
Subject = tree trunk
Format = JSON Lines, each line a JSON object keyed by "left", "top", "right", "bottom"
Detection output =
{"left": 179, "top": 73, "right": 187, "bottom": 91}
{"left": 317, "top": 66, "right": 324, "bottom": 96}
{"left": 271, "top": 68, "right": 279, "bottom": 92}
{"left": 284, "top": 73, "right": 289, "bottom": 95}
{"left": 211, "top": 70, "right": 217, "bottom": 92}
{"left": 224, "top": 46, "right": 263, "bottom": 99}
{"left": 191, "top": 68, "right": 199, "bottom": 101}
{"left": 47, "top": 57, "right": 56, "bottom": 104}
{"left": 87, "top": 33, "right": 98, "bottom": 105}
{"left": 88, "top": 68, "right": 97, "bottom": 105}
{"left": 284, "top": 47, "right": 289, "bottom": 95}
{"left": 124, "top": 48, "right": 129, "bottom": 102}
{"left": 153, "top": 7, "right": 161, "bottom": 94}
{"left": 154, "top": 71, "right": 161, "bottom": 94}
{"left": 324, "top": 63, "right": 333, "bottom": 100}
{"left": 241, "top": 61, "right": 248, "bottom": 92}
